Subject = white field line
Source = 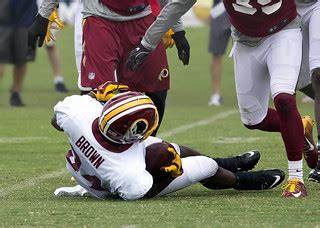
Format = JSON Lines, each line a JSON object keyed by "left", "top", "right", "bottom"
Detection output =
{"left": 157, "top": 110, "right": 238, "bottom": 139}
{"left": 0, "top": 168, "right": 68, "bottom": 197}
{"left": 0, "top": 110, "right": 237, "bottom": 197}
{"left": 0, "top": 137, "right": 49, "bottom": 143}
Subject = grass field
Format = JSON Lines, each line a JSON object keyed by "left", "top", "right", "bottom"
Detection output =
{"left": 0, "top": 26, "right": 320, "bottom": 227}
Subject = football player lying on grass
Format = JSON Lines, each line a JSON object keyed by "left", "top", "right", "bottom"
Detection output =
{"left": 51, "top": 81, "right": 285, "bottom": 200}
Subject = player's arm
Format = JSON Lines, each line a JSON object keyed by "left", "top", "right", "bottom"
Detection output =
{"left": 126, "top": 0, "right": 194, "bottom": 71}
{"left": 28, "top": 0, "right": 59, "bottom": 50}
{"left": 51, "top": 114, "right": 63, "bottom": 132}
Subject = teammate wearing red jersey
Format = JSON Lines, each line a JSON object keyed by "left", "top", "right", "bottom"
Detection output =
{"left": 127, "top": 0, "right": 318, "bottom": 198}
{"left": 28, "top": 0, "right": 191, "bottom": 136}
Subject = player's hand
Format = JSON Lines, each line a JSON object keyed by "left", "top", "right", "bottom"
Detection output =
{"left": 171, "top": 30, "right": 190, "bottom": 65}
{"left": 162, "top": 29, "right": 175, "bottom": 49}
{"left": 126, "top": 44, "right": 151, "bottom": 72}
{"left": 28, "top": 14, "right": 49, "bottom": 50}
{"left": 45, "top": 8, "right": 65, "bottom": 43}
{"left": 89, "top": 81, "right": 129, "bottom": 102}
{"left": 160, "top": 146, "right": 183, "bottom": 178}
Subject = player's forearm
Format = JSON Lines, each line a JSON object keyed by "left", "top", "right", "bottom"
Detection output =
{"left": 38, "top": 0, "right": 59, "bottom": 19}
{"left": 141, "top": 0, "right": 196, "bottom": 50}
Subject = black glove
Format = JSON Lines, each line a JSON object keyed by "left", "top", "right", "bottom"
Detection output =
{"left": 171, "top": 30, "right": 190, "bottom": 65}
{"left": 126, "top": 44, "right": 151, "bottom": 72}
{"left": 28, "top": 14, "right": 49, "bottom": 50}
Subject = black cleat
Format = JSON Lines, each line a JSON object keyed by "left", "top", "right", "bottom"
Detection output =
{"left": 10, "top": 92, "right": 25, "bottom": 107}
{"left": 233, "top": 150, "right": 261, "bottom": 172}
{"left": 308, "top": 169, "right": 320, "bottom": 182}
{"left": 214, "top": 150, "right": 260, "bottom": 173}
{"left": 234, "top": 169, "right": 285, "bottom": 190}
{"left": 55, "top": 82, "right": 69, "bottom": 93}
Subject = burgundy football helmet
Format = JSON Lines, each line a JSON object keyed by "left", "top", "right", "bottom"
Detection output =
{"left": 98, "top": 91, "right": 159, "bottom": 144}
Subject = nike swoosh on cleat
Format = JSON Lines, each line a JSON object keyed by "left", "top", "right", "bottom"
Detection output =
{"left": 305, "top": 137, "right": 315, "bottom": 151}
{"left": 269, "top": 175, "right": 281, "bottom": 189}
{"left": 246, "top": 151, "right": 255, "bottom": 157}
{"left": 292, "top": 191, "right": 302, "bottom": 198}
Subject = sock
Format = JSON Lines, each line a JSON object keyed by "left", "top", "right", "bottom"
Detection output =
{"left": 214, "top": 157, "right": 238, "bottom": 173}
{"left": 274, "top": 93, "right": 303, "bottom": 161}
{"left": 288, "top": 160, "right": 303, "bottom": 182}
{"left": 54, "top": 75, "right": 64, "bottom": 84}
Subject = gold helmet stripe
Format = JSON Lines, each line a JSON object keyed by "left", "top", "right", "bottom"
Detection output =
{"left": 100, "top": 97, "right": 154, "bottom": 131}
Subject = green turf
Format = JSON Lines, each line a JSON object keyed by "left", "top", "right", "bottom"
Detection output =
{"left": 0, "top": 26, "right": 319, "bottom": 227}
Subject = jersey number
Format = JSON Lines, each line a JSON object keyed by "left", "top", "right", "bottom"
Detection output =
{"left": 232, "top": 0, "right": 282, "bottom": 15}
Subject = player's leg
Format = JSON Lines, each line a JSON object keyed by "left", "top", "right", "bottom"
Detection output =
{"left": 80, "top": 16, "right": 120, "bottom": 93}
{"left": 308, "top": 4, "right": 320, "bottom": 181}
{"left": 268, "top": 29, "right": 310, "bottom": 197}
{"left": 145, "top": 90, "right": 167, "bottom": 136}
{"left": 45, "top": 42, "right": 69, "bottom": 93}
{"left": 208, "top": 10, "right": 230, "bottom": 106}
{"left": 178, "top": 145, "right": 260, "bottom": 173}
{"left": 119, "top": 14, "right": 170, "bottom": 135}
{"left": 11, "top": 27, "right": 30, "bottom": 107}
{"left": 154, "top": 155, "right": 284, "bottom": 197}
{"left": 0, "top": 64, "right": 4, "bottom": 83}
{"left": 296, "top": 13, "right": 313, "bottom": 103}
{"left": 74, "top": 1, "right": 84, "bottom": 91}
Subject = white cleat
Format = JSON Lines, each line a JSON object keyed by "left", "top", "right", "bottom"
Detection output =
{"left": 208, "top": 94, "right": 223, "bottom": 106}
{"left": 54, "top": 185, "right": 89, "bottom": 197}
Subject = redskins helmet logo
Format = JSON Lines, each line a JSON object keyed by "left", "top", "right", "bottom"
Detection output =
{"left": 125, "top": 118, "right": 149, "bottom": 140}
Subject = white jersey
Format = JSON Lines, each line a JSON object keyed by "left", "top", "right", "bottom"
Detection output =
{"left": 54, "top": 95, "right": 161, "bottom": 200}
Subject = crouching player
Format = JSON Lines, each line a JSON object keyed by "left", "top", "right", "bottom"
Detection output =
{"left": 52, "top": 82, "right": 285, "bottom": 200}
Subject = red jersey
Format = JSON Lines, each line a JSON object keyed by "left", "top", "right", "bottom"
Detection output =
{"left": 223, "top": 0, "right": 297, "bottom": 37}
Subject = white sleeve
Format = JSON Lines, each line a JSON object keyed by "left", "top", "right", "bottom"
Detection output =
{"left": 38, "top": 0, "right": 59, "bottom": 18}
{"left": 141, "top": 0, "right": 196, "bottom": 50}
{"left": 117, "top": 170, "right": 153, "bottom": 200}
{"left": 158, "top": 0, "right": 184, "bottom": 32}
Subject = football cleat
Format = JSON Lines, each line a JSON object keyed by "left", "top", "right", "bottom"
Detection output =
{"left": 234, "top": 169, "right": 285, "bottom": 190}
{"left": 55, "top": 82, "right": 69, "bottom": 93}
{"left": 234, "top": 150, "right": 261, "bottom": 172}
{"left": 281, "top": 178, "right": 307, "bottom": 198}
{"left": 302, "top": 116, "right": 318, "bottom": 169}
{"left": 208, "top": 94, "right": 223, "bottom": 106}
{"left": 54, "top": 185, "right": 89, "bottom": 197}
{"left": 308, "top": 169, "right": 320, "bottom": 183}
{"left": 10, "top": 91, "right": 25, "bottom": 107}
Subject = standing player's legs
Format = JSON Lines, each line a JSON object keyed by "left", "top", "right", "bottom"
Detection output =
{"left": 145, "top": 90, "right": 167, "bottom": 136}
{"left": 308, "top": 4, "right": 320, "bottom": 181}
{"left": 233, "top": 29, "right": 307, "bottom": 197}
{"left": 119, "top": 15, "right": 170, "bottom": 135}
{"left": 80, "top": 17, "right": 121, "bottom": 93}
